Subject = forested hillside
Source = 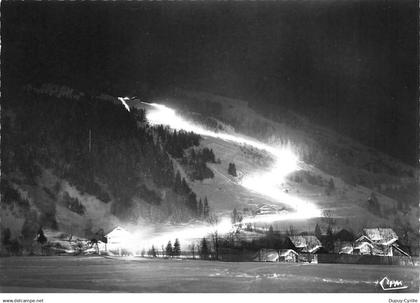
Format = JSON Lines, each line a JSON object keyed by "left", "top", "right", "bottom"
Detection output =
{"left": 1, "top": 85, "right": 211, "bottom": 248}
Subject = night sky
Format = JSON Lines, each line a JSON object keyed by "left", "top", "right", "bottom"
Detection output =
{"left": 2, "top": 1, "right": 418, "bottom": 165}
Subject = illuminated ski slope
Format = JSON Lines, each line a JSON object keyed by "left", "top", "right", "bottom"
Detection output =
{"left": 145, "top": 102, "right": 321, "bottom": 222}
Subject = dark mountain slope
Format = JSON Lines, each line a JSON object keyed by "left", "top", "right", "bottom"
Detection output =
{"left": 1, "top": 85, "right": 207, "bottom": 248}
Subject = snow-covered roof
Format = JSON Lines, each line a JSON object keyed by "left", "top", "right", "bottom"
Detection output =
{"left": 279, "top": 249, "right": 298, "bottom": 257}
{"left": 353, "top": 241, "right": 373, "bottom": 250}
{"left": 339, "top": 246, "right": 354, "bottom": 255}
{"left": 105, "top": 226, "right": 130, "bottom": 238}
{"left": 289, "top": 235, "right": 322, "bottom": 252}
{"left": 256, "top": 204, "right": 280, "bottom": 214}
{"left": 362, "top": 228, "right": 398, "bottom": 245}
{"left": 308, "top": 245, "right": 322, "bottom": 253}
{"left": 334, "top": 240, "right": 354, "bottom": 254}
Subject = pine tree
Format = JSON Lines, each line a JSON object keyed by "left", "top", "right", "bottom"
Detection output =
{"left": 325, "top": 226, "right": 334, "bottom": 252}
{"left": 166, "top": 241, "right": 173, "bottom": 258}
{"left": 200, "top": 237, "right": 209, "bottom": 260}
{"left": 187, "top": 192, "right": 197, "bottom": 212}
{"left": 21, "top": 210, "right": 39, "bottom": 241}
{"left": 367, "top": 192, "right": 380, "bottom": 214}
{"left": 151, "top": 245, "right": 157, "bottom": 258}
{"left": 190, "top": 243, "right": 196, "bottom": 259}
{"left": 203, "top": 197, "right": 210, "bottom": 218}
{"left": 181, "top": 178, "right": 190, "bottom": 194}
{"left": 37, "top": 227, "right": 47, "bottom": 245}
{"left": 228, "top": 163, "right": 237, "bottom": 177}
{"left": 287, "top": 225, "right": 296, "bottom": 236}
{"left": 314, "top": 223, "right": 322, "bottom": 240}
{"left": 1, "top": 228, "right": 11, "bottom": 246}
{"left": 231, "top": 208, "right": 238, "bottom": 224}
{"left": 210, "top": 149, "right": 215, "bottom": 163}
{"left": 325, "top": 178, "right": 335, "bottom": 195}
{"left": 198, "top": 199, "right": 203, "bottom": 218}
{"left": 173, "top": 238, "right": 181, "bottom": 257}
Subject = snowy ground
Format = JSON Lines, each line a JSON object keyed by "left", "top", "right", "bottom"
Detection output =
{"left": 0, "top": 256, "right": 418, "bottom": 293}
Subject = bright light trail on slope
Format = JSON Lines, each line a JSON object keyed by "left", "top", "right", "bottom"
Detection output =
{"left": 118, "top": 97, "right": 131, "bottom": 112}
{"left": 145, "top": 102, "right": 321, "bottom": 222}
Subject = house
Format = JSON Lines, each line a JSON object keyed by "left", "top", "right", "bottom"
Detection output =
{"left": 255, "top": 204, "right": 283, "bottom": 215}
{"left": 289, "top": 235, "right": 322, "bottom": 254}
{"left": 334, "top": 240, "right": 354, "bottom": 254}
{"left": 361, "top": 228, "right": 398, "bottom": 246}
{"left": 278, "top": 249, "right": 299, "bottom": 263}
{"left": 256, "top": 248, "right": 299, "bottom": 262}
{"left": 353, "top": 241, "right": 376, "bottom": 255}
{"left": 105, "top": 226, "right": 133, "bottom": 256}
{"left": 333, "top": 229, "right": 356, "bottom": 254}
{"left": 353, "top": 228, "right": 404, "bottom": 256}
{"left": 258, "top": 249, "right": 279, "bottom": 262}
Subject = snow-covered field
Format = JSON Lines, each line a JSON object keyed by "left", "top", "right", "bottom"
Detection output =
{"left": 0, "top": 257, "right": 418, "bottom": 293}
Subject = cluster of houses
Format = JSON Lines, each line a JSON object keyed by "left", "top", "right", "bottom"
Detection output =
{"left": 28, "top": 226, "right": 134, "bottom": 256}
{"left": 252, "top": 235, "right": 322, "bottom": 263}
{"left": 29, "top": 222, "right": 411, "bottom": 264}
{"left": 335, "top": 228, "right": 410, "bottom": 257}
{"left": 99, "top": 224, "right": 412, "bottom": 260}
{"left": 231, "top": 204, "right": 412, "bottom": 263}
{"left": 255, "top": 227, "right": 410, "bottom": 263}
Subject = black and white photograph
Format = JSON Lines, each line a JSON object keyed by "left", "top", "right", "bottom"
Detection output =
{"left": 0, "top": 0, "right": 419, "bottom": 299}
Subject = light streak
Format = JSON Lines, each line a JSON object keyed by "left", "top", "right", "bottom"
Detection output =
{"left": 118, "top": 97, "right": 131, "bottom": 112}
{"left": 122, "top": 102, "right": 322, "bottom": 253}
{"left": 144, "top": 102, "right": 321, "bottom": 220}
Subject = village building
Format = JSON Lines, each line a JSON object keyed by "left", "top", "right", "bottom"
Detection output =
{"left": 256, "top": 248, "right": 299, "bottom": 262}
{"left": 334, "top": 241, "right": 354, "bottom": 254}
{"left": 255, "top": 204, "right": 282, "bottom": 215}
{"left": 353, "top": 241, "right": 377, "bottom": 255}
{"left": 257, "top": 249, "right": 279, "bottom": 262}
{"left": 333, "top": 229, "right": 356, "bottom": 254}
{"left": 278, "top": 249, "right": 299, "bottom": 263}
{"left": 105, "top": 226, "right": 133, "bottom": 256}
{"left": 289, "top": 235, "right": 322, "bottom": 254}
{"left": 353, "top": 228, "right": 409, "bottom": 256}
